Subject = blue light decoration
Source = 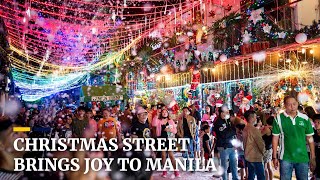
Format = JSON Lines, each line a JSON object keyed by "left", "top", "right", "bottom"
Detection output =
{"left": 294, "top": 85, "right": 302, "bottom": 92}
{"left": 281, "top": 85, "right": 288, "bottom": 91}
{"left": 12, "top": 69, "right": 89, "bottom": 102}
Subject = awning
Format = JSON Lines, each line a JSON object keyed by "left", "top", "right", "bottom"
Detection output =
{"left": 80, "top": 85, "right": 126, "bottom": 102}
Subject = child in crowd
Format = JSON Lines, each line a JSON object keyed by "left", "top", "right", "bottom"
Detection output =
{"left": 202, "top": 125, "right": 212, "bottom": 168}
{"left": 199, "top": 121, "right": 209, "bottom": 165}
{"left": 236, "top": 123, "right": 247, "bottom": 180}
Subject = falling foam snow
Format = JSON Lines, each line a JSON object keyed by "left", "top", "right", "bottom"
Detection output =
{"left": 4, "top": 100, "right": 21, "bottom": 115}
{"left": 144, "top": 151, "right": 152, "bottom": 157}
{"left": 126, "top": 151, "right": 133, "bottom": 157}
{"left": 252, "top": 51, "right": 266, "bottom": 62}
{"left": 297, "top": 93, "right": 310, "bottom": 104}
{"left": 143, "top": 3, "right": 153, "bottom": 12}
{"left": 97, "top": 171, "right": 108, "bottom": 178}
{"left": 112, "top": 172, "right": 124, "bottom": 180}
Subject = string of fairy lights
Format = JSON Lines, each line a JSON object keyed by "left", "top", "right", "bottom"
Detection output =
{"left": 0, "top": 0, "right": 203, "bottom": 101}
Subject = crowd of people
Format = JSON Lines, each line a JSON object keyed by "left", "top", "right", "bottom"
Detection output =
{"left": 0, "top": 95, "right": 319, "bottom": 180}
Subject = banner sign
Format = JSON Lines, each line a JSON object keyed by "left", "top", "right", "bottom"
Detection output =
{"left": 91, "top": 95, "right": 123, "bottom": 101}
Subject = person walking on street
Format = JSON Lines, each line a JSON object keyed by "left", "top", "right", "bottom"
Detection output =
{"left": 243, "top": 111, "right": 266, "bottom": 180}
{"left": 213, "top": 105, "right": 239, "bottom": 180}
{"left": 272, "top": 96, "right": 316, "bottom": 180}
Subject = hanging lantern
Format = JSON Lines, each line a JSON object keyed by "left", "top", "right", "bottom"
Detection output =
{"left": 281, "top": 85, "right": 288, "bottom": 91}
{"left": 219, "top": 54, "right": 227, "bottom": 62}
{"left": 294, "top": 85, "right": 302, "bottom": 92}
{"left": 295, "top": 33, "right": 307, "bottom": 44}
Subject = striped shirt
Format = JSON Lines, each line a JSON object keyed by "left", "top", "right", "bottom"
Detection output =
{"left": 0, "top": 169, "right": 23, "bottom": 180}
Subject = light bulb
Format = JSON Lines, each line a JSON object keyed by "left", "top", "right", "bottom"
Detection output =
{"left": 310, "top": 49, "right": 314, "bottom": 54}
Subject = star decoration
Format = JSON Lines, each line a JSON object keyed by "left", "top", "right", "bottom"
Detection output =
{"left": 209, "top": 10, "right": 215, "bottom": 18}
{"left": 277, "top": 32, "right": 286, "bottom": 39}
{"left": 249, "top": 8, "right": 264, "bottom": 25}
{"left": 263, "top": 24, "right": 272, "bottom": 34}
{"left": 225, "top": 5, "right": 232, "bottom": 12}
{"left": 242, "top": 30, "right": 252, "bottom": 43}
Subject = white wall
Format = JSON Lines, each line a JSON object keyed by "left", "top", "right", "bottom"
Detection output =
{"left": 296, "top": 0, "right": 319, "bottom": 29}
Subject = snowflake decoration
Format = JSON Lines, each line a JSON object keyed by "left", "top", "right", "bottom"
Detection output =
{"left": 242, "top": 30, "right": 252, "bottom": 43}
{"left": 263, "top": 24, "right": 272, "bottom": 34}
{"left": 209, "top": 10, "right": 215, "bottom": 18}
{"left": 277, "top": 32, "right": 286, "bottom": 39}
{"left": 249, "top": 8, "right": 264, "bottom": 25}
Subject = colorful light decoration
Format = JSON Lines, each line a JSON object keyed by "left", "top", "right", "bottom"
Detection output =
{"left": 0, "top": 0, "right": 201, "bottom": 101}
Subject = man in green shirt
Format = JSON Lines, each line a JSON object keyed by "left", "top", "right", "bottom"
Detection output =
{"left": 272, "top": 96, "right": 316, "bottom": 180}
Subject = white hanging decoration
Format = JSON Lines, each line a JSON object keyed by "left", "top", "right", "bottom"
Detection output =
{"left": 249, "top": 8, "right": 264, "bottom": 25}
{"left": 187, "top": 31, "right": 194, "bottom": 37}
{"left": 219, "top": 54, "right": 227, "bottom": 62}
{"left": 263, "top": 24, "right": 272, "bottom": 34}
{"left": 252, "top": 51, "right": 266, "bottom": 62}
{"left": 143, "top": 3, "right": 152, "bottom": 12}
{"left": 242, "top": 30, "right": 251, "bottom": 43}
{"left": 295, "top": 33, "right": 307, "bottom": 44}
{"left": 111, "top": 11, "right": 116, "bottom": 22}
{"left": 194, "top": 50, "right": 201, "bottom": 56}
{"left": 277, "top": 32, "right": 286, "bottom": 39}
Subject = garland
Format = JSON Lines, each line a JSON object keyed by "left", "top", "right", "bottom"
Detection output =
{"left": 210, "top": 0, "right": 320, "bottom": 58}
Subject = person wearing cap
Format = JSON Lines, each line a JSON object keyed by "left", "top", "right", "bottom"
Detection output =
{"left": 213, "top": 105, "right": 238, "bottom": 180}
{"left": 131, "top": 108, "right": 150, "bottom": 138}
{"left": 71, "top": 106, "right": 89, "bottom": 137}
{"left": 0, "top": 116, "right": 27, "bottom": 180}
{"left": 312, "top": 114, "right": 320, "bottom": 179}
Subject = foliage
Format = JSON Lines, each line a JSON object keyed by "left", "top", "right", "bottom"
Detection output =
{"left": 208, "top": 0, "right": 320, "bottom": 58}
